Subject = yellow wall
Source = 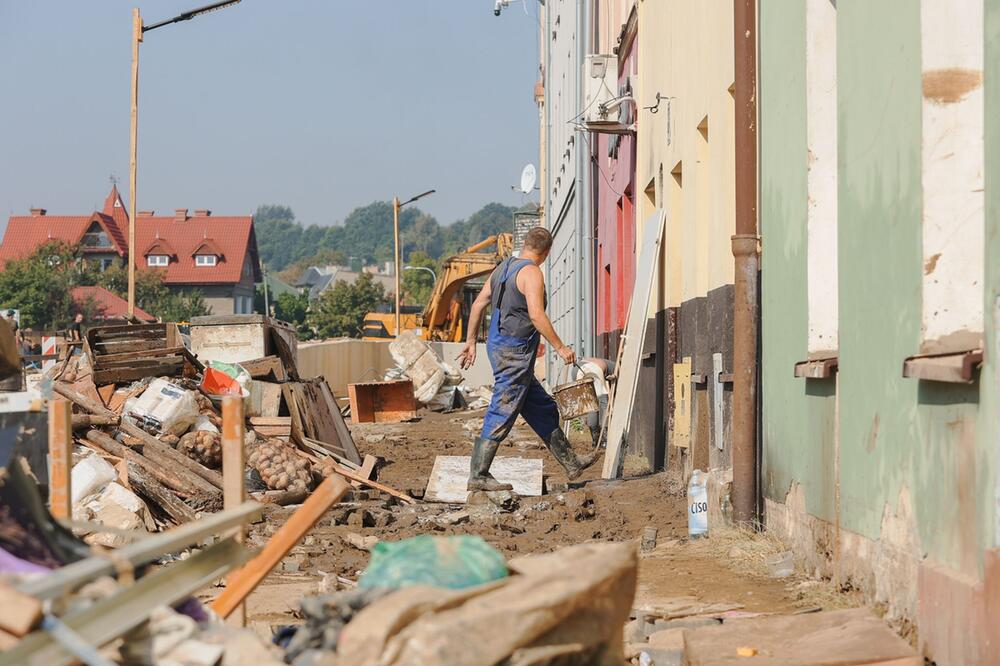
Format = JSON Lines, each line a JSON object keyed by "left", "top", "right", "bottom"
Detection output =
{"left": 636, "top": 0, "right": 736, "bottom": 310}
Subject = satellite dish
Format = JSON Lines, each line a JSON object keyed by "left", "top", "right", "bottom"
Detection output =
{"left": 519, "top": 164, "right": 537, "bottom": 194}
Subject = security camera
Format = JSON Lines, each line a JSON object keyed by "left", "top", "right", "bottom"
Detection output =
{"left": 494, "top": 0, "right": 504, "bottom": 16}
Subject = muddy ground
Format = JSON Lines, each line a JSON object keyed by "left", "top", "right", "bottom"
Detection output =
{"left": 221, "top": 408, "right": 861, "bottom": 631}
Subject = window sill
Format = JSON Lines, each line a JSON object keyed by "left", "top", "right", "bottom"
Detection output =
{"left": 794, "top": 354, "right": 839, "bottom": 379}
{"left": 902, "top": 349, "right": 982, "bottom": 384}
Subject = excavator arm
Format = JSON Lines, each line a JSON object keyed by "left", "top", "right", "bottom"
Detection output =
{"left": 421, "top": 233, "right": 514, "bottom": 341}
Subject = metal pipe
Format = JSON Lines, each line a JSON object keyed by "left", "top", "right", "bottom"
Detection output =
{"left": 393, "top": 197, "right": 401, "bottom": 337}
{"left": 731, "top": 0, "right": 759, "bottom": 528}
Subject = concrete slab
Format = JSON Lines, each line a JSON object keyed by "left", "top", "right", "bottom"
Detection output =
{"left": 684, "top": 608, "right": 919, "bottom": 665}
{"left": 424, "top": 455, "right": 543, "bottom": 503}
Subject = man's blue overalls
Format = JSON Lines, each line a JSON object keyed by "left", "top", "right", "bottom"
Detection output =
{"left": 479, "top": 258, "right": 560, "bottom": 443}
{"left": 467, "top": 256, "right": 597, "bottom": 492}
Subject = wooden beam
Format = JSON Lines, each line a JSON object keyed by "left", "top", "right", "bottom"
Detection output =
{"left": 47, "top": 399, "right": 72, "bottom": 520}
{"left": 18, "top": 502, "right": 263, "bottom": 601}
{"left": 126, "top": 462, "right": 198, "bottom": 525}
{"left": 0, "top": 582, "right": 42, "bottom": 637}
{"left": 211, "top": 474, "right": 350, "bottom": 619}
{"left": 0, "top": 539, "right": 250, "bottom": 666}
{"left": 84, "top": 430, "right": 205, "bottom": 497}
{"left": 221, "top": 396, "right": 246, "bottom": 627}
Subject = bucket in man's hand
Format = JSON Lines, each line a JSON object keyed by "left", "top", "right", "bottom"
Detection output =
{"left": 552, "top": 364, "right": 600, "bottom": 420}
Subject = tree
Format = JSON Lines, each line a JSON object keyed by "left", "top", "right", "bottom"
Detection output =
{"left": 401, "top": 250, "right": 438, "bottom": 306}
{"left": 96, "top": 264, "right": 210, "bottom": 322}
{"left": 307, "top": 273, "right": 386, "bottom": 339}
{"left": 0, "top": 242, "right": 88, "bottom": 330}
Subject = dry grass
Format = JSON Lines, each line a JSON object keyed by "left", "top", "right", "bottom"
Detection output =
{"left": 680, "top": 525, "right": 863, "bottom": 612}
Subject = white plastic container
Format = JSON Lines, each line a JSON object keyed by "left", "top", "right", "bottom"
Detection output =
{"left": 687, "top": 469, "right": 709, "bottom": 539}
{"left": 125, "top": 378, "right": 199, "bottom": 436}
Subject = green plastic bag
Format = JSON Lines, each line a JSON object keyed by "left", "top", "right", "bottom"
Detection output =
{"left": 358, "top": 535, "right": 508, "bottom": 590}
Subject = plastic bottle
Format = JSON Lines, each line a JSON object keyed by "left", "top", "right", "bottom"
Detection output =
{"left": 688, "top": 469, "right": 708, "bottom": 539}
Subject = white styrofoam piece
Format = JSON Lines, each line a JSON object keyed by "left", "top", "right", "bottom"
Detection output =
{"left": 602, "top": 211, "right": 665, "bottom": 478}
{"left": 424, "top": 455, "right": 543, "bottom": 503}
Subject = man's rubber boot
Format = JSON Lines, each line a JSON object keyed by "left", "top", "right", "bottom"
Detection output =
{"left": 545, "top": 429, "right": 602, "bottom": 480}
{"left": 467, "top": 437, "right": 514, "bottom": 491}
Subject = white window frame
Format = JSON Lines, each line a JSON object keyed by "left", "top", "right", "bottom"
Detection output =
{"left": 195, "top": 254, "right": 217, "bottom": 267}
{"left": 147, "top": 254, "right": 169, "bottom": 267}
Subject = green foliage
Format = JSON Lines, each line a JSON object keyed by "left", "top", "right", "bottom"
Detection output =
{"left": 401, "top": 251, "right": 437, "bottom": 306}
{"left": 253, "top": 201, "right": 519, "bottom": 273}
{"left": 307, "top": 273, "right": 387, "bottom": 339}
{"left": 0, "top": 242, "right": 87, "bottom": 329}
{"left": 96, "top": 264, "right": 210, "bottom": 322}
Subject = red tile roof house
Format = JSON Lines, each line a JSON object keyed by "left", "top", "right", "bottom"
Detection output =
{"left": 0, "top": 187, "right": 261, "bottom": 316}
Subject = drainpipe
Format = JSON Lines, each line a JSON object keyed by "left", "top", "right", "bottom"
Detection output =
{"left": 731, "top": 0, "right": 759, "bottom": 528}
{"left": 580, "top": 1, "right": 593, "bottom": 358}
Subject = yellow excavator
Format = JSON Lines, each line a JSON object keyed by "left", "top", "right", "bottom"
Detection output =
{"left": 362, "top": 233, "right": 514, "bottom": 342}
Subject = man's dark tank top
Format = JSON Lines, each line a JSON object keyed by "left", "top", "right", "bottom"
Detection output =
{"left": 490, "top": 257, "right": 545, "bottom": 339}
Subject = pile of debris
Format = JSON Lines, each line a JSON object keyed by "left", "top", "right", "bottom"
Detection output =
{"left": 46, "top": 322, "right": 409, "bottom": 537}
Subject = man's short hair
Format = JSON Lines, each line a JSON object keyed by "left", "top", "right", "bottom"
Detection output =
{"left": 523, "top": 227, "right": 553, "bottom": 252}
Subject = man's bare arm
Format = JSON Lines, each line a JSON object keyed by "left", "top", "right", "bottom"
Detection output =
{"left": 520, "top": 265, "right": 576, "bottom": 365}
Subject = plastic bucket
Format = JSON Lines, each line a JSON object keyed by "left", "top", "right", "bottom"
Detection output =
{"left": 552, "top": 364, "right": 600, "bottom": 420}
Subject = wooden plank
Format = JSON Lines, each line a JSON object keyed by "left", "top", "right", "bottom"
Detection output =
{"left": 0, "top": 582, "right": 42, "bottom": 637}
{"left": 71, "top": 414, "right": 119, "bottom": 429}
{"left": 47, "top": 399, "right": 72, "bottom": 520}
{"left": 269, "top": 327, "right": 299, "bottom": 381}
{"left": 127, "top": 462, "right": 198, "bottom": 524}
{"left": 249, "top": 417, "right": 291, "bottom": 427}
{"left": 239, "top": 356, "right": 287, "bottom": 382}
{"left": 221, "top": 396, "right": 246, "bottom": 627}
{"left": 424, "top": 455, "right": 542, "bottom": 503}
{"left": 96, "top": 384, "right": 115, "bottom": 406}
{"left": 211, "top": 474, "right": 351, "bottom": 619}
{"left": 247, "top": 380, "right": 283, "bottom": 418}
{"left": 93, "top": 359, "right": 184, "bottom": 384}
{"left": 603, "top": 211, "right": 665, "bottom": 478}
{"left": 91, "top": 346, "right": 187, "bottom": 364}
{"left": 2, "top": 539, "right": 249, "bottom": 666}
{"left": 18, "top": 503, "right": 264, "bottom": 601}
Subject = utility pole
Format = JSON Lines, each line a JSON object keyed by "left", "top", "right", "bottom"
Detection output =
{"left": 392, "top": 190, "right": 436, "bottom": 337}
{"left": 393, "top": 196, "right": 401, "bottom": 337}
{"left": 127, "top": 1, "right": 242, "bottom": 319}
{"left": 128, "top": 8, "right": 141, "bottom": 318}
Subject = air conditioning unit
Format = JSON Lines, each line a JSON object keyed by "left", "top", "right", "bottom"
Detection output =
{"left": 583, "top": 54, "right": 618, "bottom": 126}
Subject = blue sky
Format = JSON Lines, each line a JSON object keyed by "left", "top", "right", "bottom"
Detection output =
{"left": 0, "top": 1, "right": 541, "bottom": 229}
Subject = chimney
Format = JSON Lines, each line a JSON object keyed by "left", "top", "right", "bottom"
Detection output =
{"left": 174, "top": 208, "right": 188, "bottom": 222}
{"left": 30, "top": 208, "right": 46, "bottom": 217}
{"left": 193, "top": 209, "right": 211, "bottom": 217}
{"left": 138, "top": 210, "right": 155, "bottom": 217}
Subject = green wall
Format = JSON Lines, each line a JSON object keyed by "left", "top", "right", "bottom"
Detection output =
{"left": 760, "top": 0, "right": 837, "bottom": 525}
{"left": 761, "top": 0, "right": 997, "bottom": 575}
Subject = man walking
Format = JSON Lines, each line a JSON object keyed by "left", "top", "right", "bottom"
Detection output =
{"left": 457, "top": 227, "right": 601, "bottom": 491}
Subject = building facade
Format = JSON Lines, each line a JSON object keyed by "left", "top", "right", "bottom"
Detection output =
{"left": 0, "top": 187, "right": 261, "bottom": 316}
{"left": 760, "top": 0, "right": 999, "bottom": 660}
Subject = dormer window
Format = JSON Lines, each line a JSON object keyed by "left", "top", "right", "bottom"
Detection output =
{"left": 147, "top": 255, "right": 169, "bottom": 267}
{"left": 195, "top": 254, "right": 217, "bottom": 267}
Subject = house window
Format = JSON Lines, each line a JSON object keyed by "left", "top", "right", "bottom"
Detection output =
{"left": 147, "top": 255, "right": 169, "bottom": 267}
{"left": 195, "top": 255, "right": 217, "bottom": 267}
{"left": 100, "top": 258, "right": 114, "bottom": 271}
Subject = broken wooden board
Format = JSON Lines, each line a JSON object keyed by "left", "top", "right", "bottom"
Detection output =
{"left": 247, "top": 380, "right": 283, "bottom": 418}
{"left": 424, "top": 455, "right": 543, "bottom": 503}
{"left": 683, "top": 608, "right": 920, "bottom": 665}
{"left": 603, "top": 211, "right": 665, "bottom": 479}
{"left": 240, "top": 355, "right": 287, "bottom": 383}
{"left": 284, "top": 378, "right": 361, "bottom": 465}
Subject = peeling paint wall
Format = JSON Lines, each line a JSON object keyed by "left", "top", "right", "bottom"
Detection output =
{"left": 761, "top": 0, "right": 1000, "bottom": 656}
